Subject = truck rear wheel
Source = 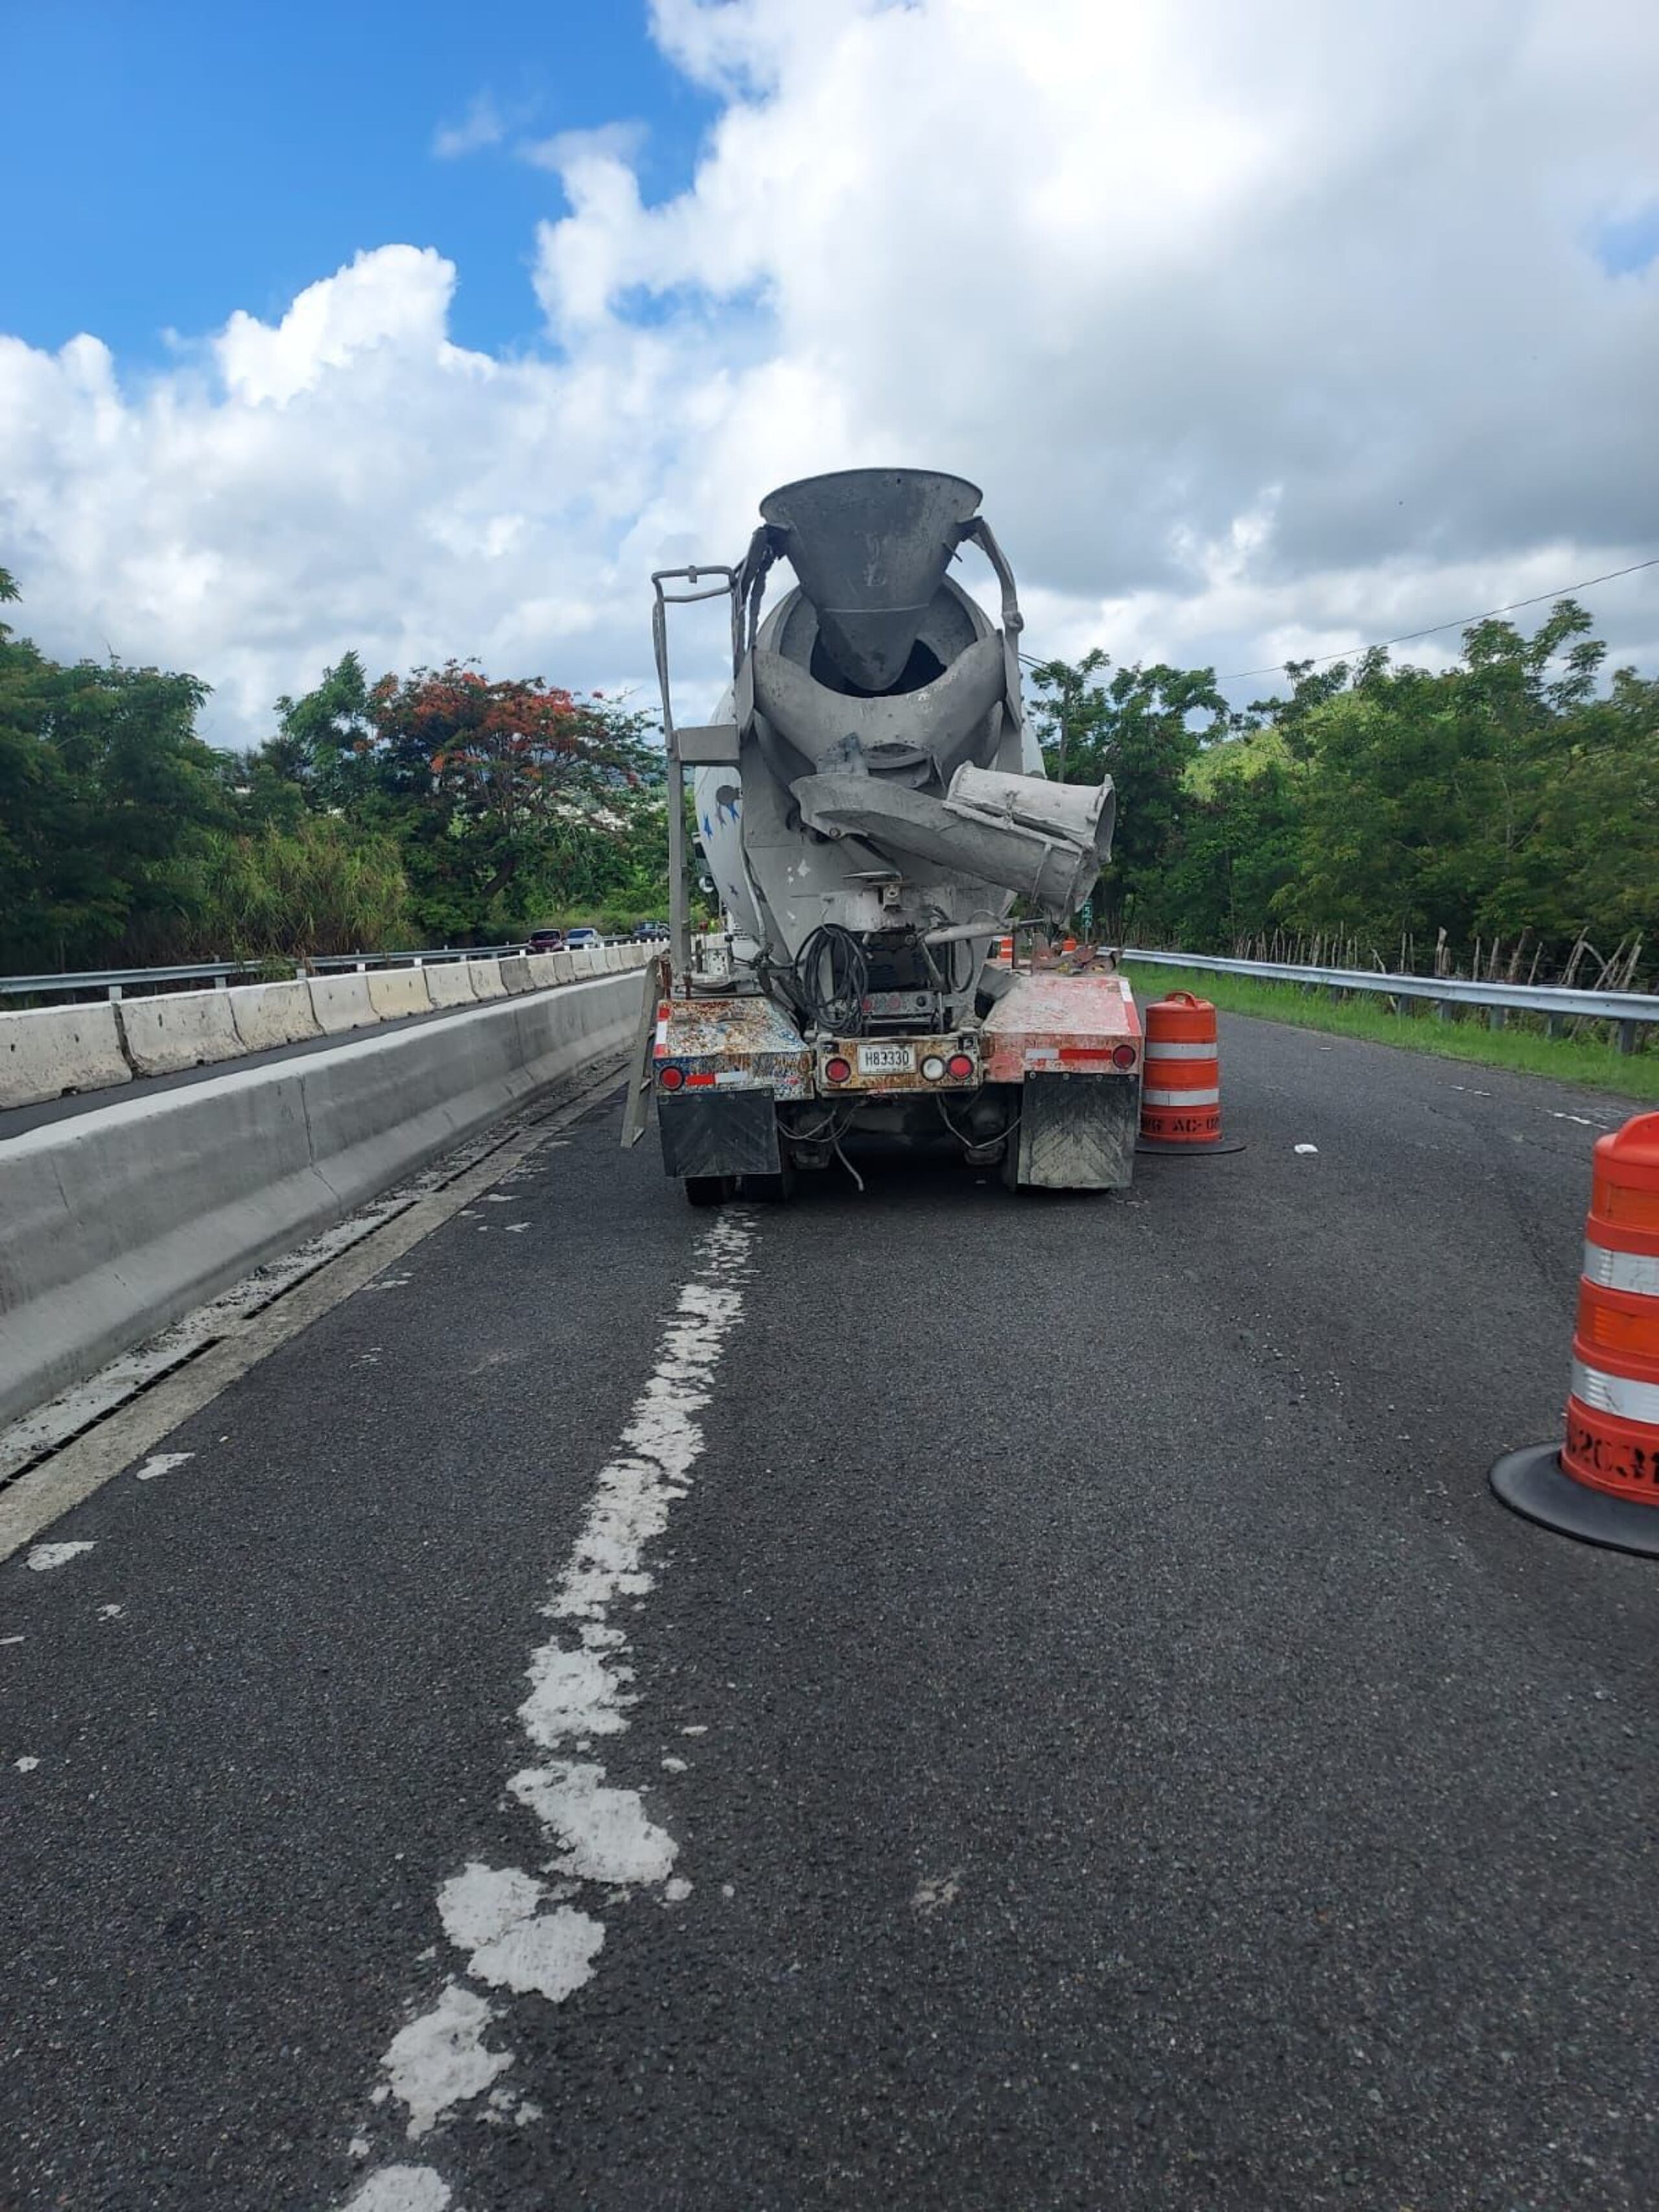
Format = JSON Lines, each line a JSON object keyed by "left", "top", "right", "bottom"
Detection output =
{"left": 737, "top": 1163, "right": 796, "bottom": 1202}
{"left": 683, "top": 1175, "right": 734, "bottom": 1207}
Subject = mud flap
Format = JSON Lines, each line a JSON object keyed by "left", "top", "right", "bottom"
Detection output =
{"left": 1016, "top": 1073, "right": 1138, "bottom": 1189}
{"left": 659, "top": 1089, "right": 781, "bottom": 1180}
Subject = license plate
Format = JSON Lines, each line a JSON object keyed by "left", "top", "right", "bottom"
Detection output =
{"left": 856, "top": 1042, "right": 915, "bottom": 1075}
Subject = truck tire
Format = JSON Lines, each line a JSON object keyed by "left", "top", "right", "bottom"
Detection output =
{"left": 683, "top": 1175, "right": 734, "bottom": 1207}
{"left": 737, "top": 1164, "right": 796, "bottom": 1202}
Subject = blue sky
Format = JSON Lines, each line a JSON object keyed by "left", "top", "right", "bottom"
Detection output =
{"left": 1, "top": 0, "right": 713, "bottom": 363}
{"left": 1, "top": 0, "right": 1653, "bottom": 741}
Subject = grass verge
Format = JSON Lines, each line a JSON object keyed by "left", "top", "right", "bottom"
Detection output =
{"left": 1122, "top": 960, "right": 1659, "bottom": 1106}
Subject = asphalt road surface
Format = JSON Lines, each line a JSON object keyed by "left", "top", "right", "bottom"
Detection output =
{"left": 3, "top": 1014, "right": 1656, "bottom": 2211}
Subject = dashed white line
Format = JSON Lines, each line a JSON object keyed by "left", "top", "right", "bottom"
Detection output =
{"left": 340, "top": 2165, "right": 452, "bottom": 2211}
{"left": 136, "top": 1451, "right": 194, "bottom": 1482}
{"left": 27, "top": 1542, "right": 95, "bottom": 1572}
{"left": 343, "top": 1209, "right": 754, "bottom": 2198}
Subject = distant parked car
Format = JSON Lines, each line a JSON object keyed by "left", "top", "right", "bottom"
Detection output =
{"left": 631, "top": 922, "right": 669, "bottom": 942}
{"left": 524, "top": 927, "right": 565, "bottom": 954}
{"left": 564, "top": 927, "right": 602, "bottom": 949}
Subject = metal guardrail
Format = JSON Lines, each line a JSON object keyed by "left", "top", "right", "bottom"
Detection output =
{"left": 1122, "top": 948, "right": 1658, "bottom": 1053}
{"left": 0, "top": 944, "right": 561, "bottom": 1004}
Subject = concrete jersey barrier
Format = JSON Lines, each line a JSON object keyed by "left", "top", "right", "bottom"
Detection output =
{"left": 424, "top": 964, "right": 476, "bottom": 1008}
{"left": 0, "top": 972, "right": 645, "bottom": 1430}
{"left": 467, "top": 959, "right": 509, "bottom": 1001}
{"left": 308, "top": 973, "right": 378, "bottom": 1034}
{"left": 228, "top": 980, "right": 321, "bottom": 1052}
{"left": 0, "top": 1003, "right": 133, "bottom": 1110}
{"left": 0, "top": 946, "right": 644, "bottom": 1112}
{"left": 116, "top": 988, "right": 244, "bottom": 1078}
{"left": 365, "top": 968, "right": 432, "bottom": 1021}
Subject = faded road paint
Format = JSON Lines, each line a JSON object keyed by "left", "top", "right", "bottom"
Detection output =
{"left": 344, "top": 1210, "right": 754, "bottom": 2199}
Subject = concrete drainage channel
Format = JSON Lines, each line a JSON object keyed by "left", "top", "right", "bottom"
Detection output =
{"left": 0, "top": 972, "right": 646, "bottom": 1437}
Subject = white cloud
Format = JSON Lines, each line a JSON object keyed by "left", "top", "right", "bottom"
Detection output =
{"left": 519, "top": 120, "right": 650, "bottom": 173}
{"left": 2, "top": 0, "right": 1656, "bottom": 751}
{"left": 432, "top": 91, "right": 506, "bottom": 159}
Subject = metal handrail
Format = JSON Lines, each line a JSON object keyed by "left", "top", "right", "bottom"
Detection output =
{"left": 1122, "top": 947, "right": 1658, "bottom": 1049}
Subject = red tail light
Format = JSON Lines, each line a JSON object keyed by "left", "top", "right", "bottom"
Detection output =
{"left": 824, "top": 1055, "right": 852, "bottom": 1085}
{"left": 946, "top": 1053, "right": 975, "bottom": 1082}
{"left": 1112, "top": 1043, "right": 1138, "bottom": 1069}
{"left": 658, "top": 1064, "right": 685, "bottom": 1091}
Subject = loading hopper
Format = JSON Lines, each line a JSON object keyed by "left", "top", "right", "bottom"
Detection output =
{"left": 760, "top": 468, "right": 983, "bottom": 693}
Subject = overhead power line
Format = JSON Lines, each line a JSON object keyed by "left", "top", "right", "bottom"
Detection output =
{"left": 1017, "top": 553, "right": 1658, "bottom": 681}
{"left": 1219, "top": 555, "right": 1659, "bottom": 680}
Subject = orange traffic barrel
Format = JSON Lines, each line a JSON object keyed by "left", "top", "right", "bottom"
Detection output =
{"left": 1137, "top": 990, "right": 1243, "bottom": 1156}
{"left": 1491, "top": 1112, "right": 1659, "bottom": 1555}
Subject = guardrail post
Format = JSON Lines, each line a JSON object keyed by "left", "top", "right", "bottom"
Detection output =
{"left": 1435, "top": 1000, "right": 1452, "bottom": 1023}
{"left": 1547, "top": 1014, "right": 1566, "bottom": 1040}
{"left": 108, "top": 983, "right": 122, "bottom": 1003}
{"left": 1619, "top": 1020, "right": 1637, "bottom": 1056}
{"left": 1489, "top": 1007, "right": 1506, "bottom": 1032}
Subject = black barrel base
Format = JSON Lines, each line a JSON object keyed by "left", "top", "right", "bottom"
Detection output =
{"left": 1489, "top": 1443, "right": 1659, "bottom": 1559}
{"left": 1135, "top": 1135, "right": 1247, "bottom": 1157}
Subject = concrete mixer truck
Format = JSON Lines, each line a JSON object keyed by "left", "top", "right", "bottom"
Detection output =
{"left": 623, "top": 468, "right": 1144, "bottom": 1200}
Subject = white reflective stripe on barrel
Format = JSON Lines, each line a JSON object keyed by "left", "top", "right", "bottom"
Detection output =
{"left": 1583, "top": 1241, "right": 1659, "bottom": 1298}
{"left": 1143, "top": 1040, "right": 1216, "bottom": 1061}
{"left": 1570, "top": 1358, "right": 1659, "bottom": 1425}
{"left": 1143, "top": 1085, "right": 1221, "bottom": 1108}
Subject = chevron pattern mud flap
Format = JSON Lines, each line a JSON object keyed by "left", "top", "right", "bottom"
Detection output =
{"left": 1015, "top": 1072, "right": 1139, "bottom": 1190}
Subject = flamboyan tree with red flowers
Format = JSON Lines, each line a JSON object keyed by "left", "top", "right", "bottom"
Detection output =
{"left": 265, "top": 652, "right": 662, "bottom": 940}
{"left": 366, "top": 661, "right": 660, "bottom": 932}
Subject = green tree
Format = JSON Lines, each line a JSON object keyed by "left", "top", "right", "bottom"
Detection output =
{"left": 0, "top": 577, "right": 233, "bottom": 968}
{"left": 1030, "top": 653, "right": 1229, "bottom": 934}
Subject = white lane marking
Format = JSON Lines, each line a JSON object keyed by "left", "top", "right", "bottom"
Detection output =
{"left": 365, "top": 1272, "right": 413, "bottom": 1294}
{"left": 136, "top": 1451, "right": 194, "bottom": 1481}
{"left": 1549, "top": 1110, "right": 1599, "bottom": 1128}
{"left": 27, "top": 1541, "right": 94, "bottom": 1571}
{"left": 483, "top": 2087, "right": 544, "bottom": 2126}
{"left": 508, "top": 1763, "right": 676, "bottom": 1883}
{"left": 480, "top": 1194, "right": 512, "bottom": 1204}
{"left": 350, "top": 1211, "right": 754, "bottom": 2189}
{"left": 340, "top": 2167, "right": 452, "bottom": 2211}
{"left": 663, "top": 1876, "right": 692, "bottom": 1904}
{"left": 382, "top": 1983, "right": 511, "bottom": 2140}
{"left": 661, "top": 1754, "right": 688, "bottom": 1773}
{"left": 912, "top": 1869, "right": 962, "bottom": 1915}
{"left": 1, "top": 1635, "right": 24, "bottom": 1646}
{"left": 435, "top": 1863, "right": 603, "bottom": 2003}
{"left": 1294, "top": 1143, "right": 1319, "bottom": 1156}
{"left": 16, "top": 1755, "right": 40, "bottom": 1772}
{"left": 97, "top": 1603, "right": 124, "bottom": 1620}
{"left": 504, "top": 1224, "right": 530, "bottom": 1234}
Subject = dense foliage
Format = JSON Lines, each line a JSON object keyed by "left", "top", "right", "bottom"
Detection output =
{"left": 1030, "top": 598, "right": 1658, "bottom": 983}
{"left": 0, "top": 571, "right": 669, "bottom": 971}
{"left": 3, "top": 562, "right": 1651, "bottom": 988}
